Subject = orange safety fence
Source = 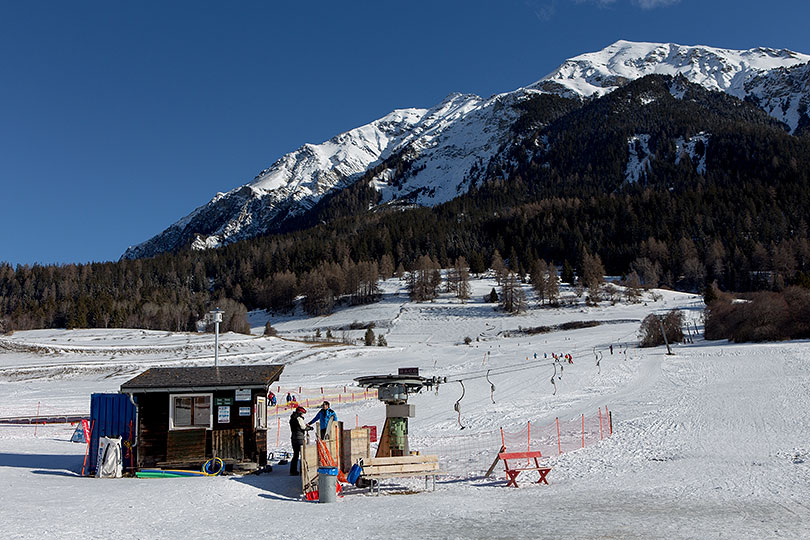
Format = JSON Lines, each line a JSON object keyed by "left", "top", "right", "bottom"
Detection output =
{"left": 267, "top": 387, "right": 378, "bottom": 415}
{"left": 268, "top": 402, "right": 613, "bottom": 477}
{"left": 413, "top": 406, "right": 613, "bottom": 477}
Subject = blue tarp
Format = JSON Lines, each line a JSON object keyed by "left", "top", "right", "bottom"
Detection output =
{"left": 88, "top": 393, "right": 137, "bottom": 474}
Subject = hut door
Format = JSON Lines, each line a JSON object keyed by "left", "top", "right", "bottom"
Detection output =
{"left": 255, "top": 396, "right": 267, "bottom": 429}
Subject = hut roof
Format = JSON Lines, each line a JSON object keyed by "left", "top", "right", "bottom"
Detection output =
{"left": 120, "top": 365, "right": 284, "bottom": 393}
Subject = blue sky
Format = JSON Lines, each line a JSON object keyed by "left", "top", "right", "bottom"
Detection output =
{"left": 2, "top": 0, "right": 809, "bottom": 266}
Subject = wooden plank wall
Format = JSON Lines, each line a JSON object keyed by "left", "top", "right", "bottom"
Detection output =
{"left": 213, "top": 429, "right": 245, "bottom": 462}
{"left": 340, "top": 427, "right": 371, "bottom": 472}
{"left": 166, "top": 429, "right": 207, "bottom": 462}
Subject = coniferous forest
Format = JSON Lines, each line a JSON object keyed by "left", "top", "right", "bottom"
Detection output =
{"left": 2, "top": 75, "right": 810, "bottom": 334}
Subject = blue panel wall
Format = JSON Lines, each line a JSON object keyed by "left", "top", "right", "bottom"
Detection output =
{"left": 88, "top": 393, "right": 137, "bottom": 474}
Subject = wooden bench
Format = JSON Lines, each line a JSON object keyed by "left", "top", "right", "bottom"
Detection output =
{"left": 359, "top": 455, "right": 440, "bottom": 495}
{"left": 498, "top": 451, "right": 551, "bottom": 487}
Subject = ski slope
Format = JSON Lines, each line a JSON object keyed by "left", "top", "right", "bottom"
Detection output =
{"left": 1, "top": 277, "right": 809, "bottom": 539}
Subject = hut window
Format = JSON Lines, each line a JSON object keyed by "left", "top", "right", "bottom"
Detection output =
{"left": 170, "top": 394, "right": 212, "bottom": 430}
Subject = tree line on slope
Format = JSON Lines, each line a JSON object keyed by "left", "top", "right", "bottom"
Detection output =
{"left": 3, "top": 75, "right": 810, "bottom": 333}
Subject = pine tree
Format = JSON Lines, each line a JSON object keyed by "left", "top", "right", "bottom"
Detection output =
{"left": 364, "top": 327, "right": 375, "bottom": 346}
{"left": 561, "top": 260, "right": 575, "bottom": 285}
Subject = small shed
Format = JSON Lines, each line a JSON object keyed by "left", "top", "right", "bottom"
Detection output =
{"left": 120, "top": 364, "right": 283, "bottom": 472}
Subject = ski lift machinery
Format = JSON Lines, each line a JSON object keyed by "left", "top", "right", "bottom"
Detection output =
{"left": 354, "top": 368, "right": 444, "bottom": 457}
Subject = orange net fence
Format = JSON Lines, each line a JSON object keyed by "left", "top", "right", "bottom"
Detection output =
{"left": 413, "top": 406, "right": 613, "bottom": 477}
{"left": 267, "top": 386, "right": 378, "bottom": 415}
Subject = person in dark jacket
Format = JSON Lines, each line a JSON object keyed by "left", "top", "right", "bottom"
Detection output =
{"left": 289, "top": 406, "right": 312, "bottom": 475}
{"left": 308, "top": 401, "right": 338, "bottom": 439}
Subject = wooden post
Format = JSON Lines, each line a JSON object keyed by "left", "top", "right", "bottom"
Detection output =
{"left": 556, "top": 417, "right": 562, "bottom": 456}
{"left": 609, "top": 411, "right": 613, "bottom": 436}
{"left": 485, "top": 445, "right": 505, "bottom": 478}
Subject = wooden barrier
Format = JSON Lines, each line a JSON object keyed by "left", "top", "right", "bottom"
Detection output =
{"left": 359, "top": 454, "right": 440, "bottom": 495}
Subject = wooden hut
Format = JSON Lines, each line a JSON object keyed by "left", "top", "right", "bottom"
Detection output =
{"left": 120, "top": 365, "right": 283, "bottom": 472}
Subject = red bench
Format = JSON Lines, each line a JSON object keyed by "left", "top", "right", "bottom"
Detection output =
{"left": 498, "top": 451, "right": 551, "bottom": 487}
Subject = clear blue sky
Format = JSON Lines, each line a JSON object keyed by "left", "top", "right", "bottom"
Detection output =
{"left": 2, "top": 0, "right": 809, "bottom": 266}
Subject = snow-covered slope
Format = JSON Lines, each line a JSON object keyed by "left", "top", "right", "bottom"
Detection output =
{"left": 2, "top": 282, "right": 810, "bottom": 539}
{"left": 123, "top": 40, "right": 810, "bottom": 259}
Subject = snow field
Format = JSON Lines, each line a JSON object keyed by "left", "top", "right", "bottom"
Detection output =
{"left": 1, "top": 277, "right": 809, "bottom": 539}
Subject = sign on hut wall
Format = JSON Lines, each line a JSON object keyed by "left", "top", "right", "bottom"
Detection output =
{"left": 238, "top": 407, "right": 251, "bottom": 417}
{"left": 217, "top": 406, "right": 231, "bottom": 424}
{"left": 215, "top": 397, "right": 233, "bottom": 406}
{"left": 235, "top": 388, "right": 251, "bottom": 401}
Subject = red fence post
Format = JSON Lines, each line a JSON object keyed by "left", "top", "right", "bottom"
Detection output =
{"left": 527, "top": 421, "right": 531, "bottom": 465}
{"left": 276, "top": 405, "right": 280, "bottom": 447}
{"left": 556, "top": 417, "right": 562, "bottom": 456}
{"left": 81, "top": 419, "right": 95, "bottom": 476}
{"left": 527, "top": 421, "right": 531, "bottom": 452}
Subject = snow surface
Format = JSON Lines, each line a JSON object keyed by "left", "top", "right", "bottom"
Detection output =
{"left": 625, "top": 134, "right": 651, "bottom": 183}
{"left": 675, "top": 133, "right": 710, "bottom": 175}
{"left": 2, "top": 277, "right": 809, "bottom": 539}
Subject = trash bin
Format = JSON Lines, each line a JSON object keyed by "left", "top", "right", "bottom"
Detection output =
{"left": 317, "top": 467, "right": 338, "bottom": 503}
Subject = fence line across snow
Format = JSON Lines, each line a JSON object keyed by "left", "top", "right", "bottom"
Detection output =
{"left": 413, "top": 406, "right": 613, "bottom": 477}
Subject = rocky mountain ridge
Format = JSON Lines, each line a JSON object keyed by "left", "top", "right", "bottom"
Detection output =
{"left": 123, "top": 40, "right": 810, "bottom": 260}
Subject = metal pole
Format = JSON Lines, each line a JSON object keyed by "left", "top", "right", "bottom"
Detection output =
{"left": 658, "top": 315, "right": 673, "bottom": 355}
{"left": 214, "top": 318, "right": 219, "bottom": 367}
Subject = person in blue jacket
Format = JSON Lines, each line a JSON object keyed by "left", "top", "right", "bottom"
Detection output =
{"left": 308, "top": 401, "right": 337, "bottom": 439}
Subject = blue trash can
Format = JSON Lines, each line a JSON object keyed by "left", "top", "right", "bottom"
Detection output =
{"left": 317, "top": 467, "right": 339, "bottom": 503}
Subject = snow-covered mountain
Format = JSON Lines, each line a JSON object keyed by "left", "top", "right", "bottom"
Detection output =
{"left": 123, "top": 40, "right": 810, "bottom": 260}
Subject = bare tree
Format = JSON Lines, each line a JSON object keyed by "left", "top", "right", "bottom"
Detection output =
{"left": 531, "top": 259, "right": 549, "bottom": 305}
{"left": 491, "top": 250, "right": 507, "bottom": 286}
{"left": 500, "top": 271, "right": 527, "bottom": 314}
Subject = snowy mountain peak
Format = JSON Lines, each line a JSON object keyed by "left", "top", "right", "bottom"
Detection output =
{"left": 530, "top": 40, "right": 810, "bottom": 100}
{"left": 123, "top": 40, "right": 810, "bottom": 260}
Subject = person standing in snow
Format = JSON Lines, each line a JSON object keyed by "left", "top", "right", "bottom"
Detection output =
{"left": 308, "top": 401, "right": 337, "bottom": 439}
{"left": 289, "top": 406, "right": 312, "bottom": 475}
{"left": 285, "top": 392, "right": 292, "bottom": 403}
